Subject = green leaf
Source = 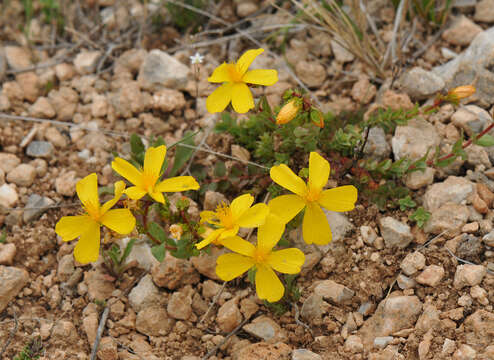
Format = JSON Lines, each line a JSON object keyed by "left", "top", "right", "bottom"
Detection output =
{"left": 130, "top": 134, "right": 145, "bottom": 157}
{"left": 474, "top": 133, "right": 494, "bottom": 147}
{"left": 121, "top": 238, "right": 136, "bottom": 263}
{"left": 169, "top": 131, "right": 196, "bottom": 176}
{"left": 435, "top": 156, "right": 457, "bottom": 168}
{"left": 214, "top": 162, "right": 227, "bottom": 177}
{"left": 151, "top": 243, "right": 166, "bottom": 262}
{"left": 409, "top": 207, "right": 431, "bottom": 228}
{"left": 147, "top": 222, "right": 166, "bottom": 243}
{"left": 398, "top": 195, "right": 416, "bottom": 211}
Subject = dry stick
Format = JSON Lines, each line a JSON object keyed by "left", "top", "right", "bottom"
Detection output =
{"left": 199, "top": 281, "right": 227, "bottom": 325}
{"left": 382, "top": 0, "right": 406, "bottom": 67}
{"left": 291, "top": 302, "right": 313, "bottom": 336}
{"left": 0, "top": 311, "right": 18, "bottom": 360}
{"left": 445, "top": 246, "right": 494, "bottom": 275}
{"left": 89, "top": 307, "right": 110, "bottom": 360}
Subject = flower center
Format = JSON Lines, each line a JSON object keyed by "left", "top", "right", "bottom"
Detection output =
{"left": 84, "top": 202, "right": 101, "bottom": 222}
{"left": 253, "top": 249, "right": 268, "bottom": 264}
{"left": 142, "top": 172, "right": 158, "bottom": 193}
{"left": 305, "top": 186, "right": 321, "bottom": 203}
{"left": 216, "top": 202, "right": 235, "bottom": 229}
{"left": 226, "top": 64, "right": 243, "bottom": 83}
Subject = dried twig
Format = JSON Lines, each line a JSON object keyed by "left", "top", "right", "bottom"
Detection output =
{"left": 291, "top": 302, "right": 313, "bottom": 336}
{"left": 89, "top": 306, "right": 110, "bottom": 360}
{"left": 0, "top": 311, "right": 18, "bottom": 359}
{"left": 200, "top": 281, "right": 227, "bottom": 324}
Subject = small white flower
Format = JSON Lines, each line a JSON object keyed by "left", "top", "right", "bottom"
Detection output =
{"left": 190, "top": 52, "right": 204, "bottom": 64}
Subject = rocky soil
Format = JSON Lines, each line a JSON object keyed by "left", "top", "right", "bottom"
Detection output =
{"left": 0, "top": 1, "right": 494, "bottom": 359}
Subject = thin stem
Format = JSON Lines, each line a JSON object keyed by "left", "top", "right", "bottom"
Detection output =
{"left": 141, "top": 201, "right": 177, "bottom": 251}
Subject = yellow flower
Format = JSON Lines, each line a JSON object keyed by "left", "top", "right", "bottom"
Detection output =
{"left": 267, "top": 152, "right": 357, "bottom": 245}
{"left": 111, "top": 145, "right": 199, "bottom": 203}
{"left": 55, "top": 174, "right": 136, "bottom": 264}
{"left": 195, "top": 194, "right": 269, "bottom": 249}
{"left": 216, "top": 224, "right": 305, "bottom": 302}
{"left": 276, "top": 100, "right": 301, "bottom": 125}
{"left": 206, "top": 48, "right": 278, "bottom": 114}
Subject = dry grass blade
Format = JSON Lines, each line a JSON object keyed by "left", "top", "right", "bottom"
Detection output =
{"left": 293, "top": 0, "right": 385, "bottom": 78}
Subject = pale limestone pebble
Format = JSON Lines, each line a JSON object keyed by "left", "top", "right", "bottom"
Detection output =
{"left": 152, "top": 88, "right": 186, "bottom": 112}
{"left": 0, "top": 266, "right": 29, "bottom": 312}
{"left": 6, "top": 164, "right": 36, "bottom": 187}
{"left": 47, "top": 285, "right": 61, "bottom": 309}
{"left": 0, "top": 183, "right": 18, "bottom": 209}
{"left": 236, "top": 1, "right": 258, "bottom": 17}
{"left": 330, "top": 39, "right": 355, "bottom": 63}
{"left": 451, "top": 105, "right": 491, "bottom": 136}
{"left": 442, "top": 15, "right": 483, "bottom": 46}
{"left": 344, "top": 335, "right": 364, "bottom": 353}
{"left": 73, "top": 50, "right": 102, "bottom": 74}
{"left": 202, "top": 280, "right": 223, "bottom": 299}
{"left": 314, "top": 279, "right": 354, "bottom": 304}
{"left": 136, "top": 306, "right": 175, "bottom": 336}
{"left": 380, "top": 90, "right": 414, "bottom": 110}
{"left": 424, "top": 176, "right": 474, "bottom": 211}
{"left": 464, "top": 309, "right": 494, "bottom": 349}
{"left": 243, "top": 315, "right": 287, "bottom": 344}
{"left": 470, "top": 285, "right": 489, "bottom": 305}
{"left": 91, "top": 94, "right": 108, "bottom": 118}
{"left": 351, "top": 76, "right": 376, "bottom": 104}
{"left": 4, "top": 46, "right": 32, "bottom": 70}
{"left": 295, "top": 60, "right": 327, "bottom": 88}
{"left": 453, "top": 264, "right": 487, "bottom": 289}
{"left": 0, "top": 243, "right": 16, "bottom": 265}
{"left": 301, "top": 252, "right": 322, "bottom": 276}
{"left": 240, "top": 298, "right": 259, "bottom": 319}
{"left": 231, "top": 144, "right": 251, "bottom": 163}
{"left": 167, "top": 289, "right": 193, "bottom": 320}
{"left": 291, "top": 349, "right": 322, "bottom": 360}
{"left": 453, "top": 344, "right": 477, "bottom": 360}
{"left": 378, "top": 217, "right": 413, "bottom": 248}
{"left": 232, "top": 342, "right": 292, "bottom": 360}
{"left": 191, "top": 247, "right": 226, "bottom": 281}
{"left": 29, "top": 97, "right": 56, "bottom": 118}
{"left": 0, "top": 153, "right": 21, "bottom": 173}
{"left": 84, "top": 270, "right": 116, "bottom": 301}
{"left": 467, "top": 144, "right": 492, "bottom": 168}
{"left": 16, "top": 71, "right": 40, "bottom": 102}
{"left": 138, "top": 49, "right": 190, "bottom": 91}
{"left": 462, "top": 222, "right": 479, "bottom": 233}
{"left": 398, "top": 67, "right": 445, "bottom": 100}
{"left": 128, "top": 274, "right": 161, "bottom": 313}
{"left": 474, "top": 0, "right": 494, "bottom": 22}
{"left": 415, "top": 265, "right": 445, "bottom": 287}
{"left": 51, "top": 319, "right": 77, "bottom": 342}
{"left": 0, "top": 94, "right": 10, "bottom": 111}
{"left": 109, "top": 82, "right": 148, "bottom": 118}
{"left": 43, "top": 127, "right": 67, "bottom": 148}
{"left": 404, "top": 167, "right": 435, "bottom": 190}
{"left": 418, "top": 329, "right": 434, "bottom": 360}
{"left": 442, "top": 338, "right": 456, "bottom": 355}
{"left": 97, "top": 336, "right": 118, "bottom": 360}
{"left": 0, "top": 168, "right": 4, "bottom": 185}
{"left": 400, "top": 251, "right": 426, "bottom": 276}
{"left": 416, "top": 304, "right": 441, "bottom": 334}
{"left": 424, "top": 203, "right": 469, "bottom": 236}
{"left": 55, "top": 170, "right": 78, "bottom": 197}
{"left": 55, "top": 63, "right": 76, "bottom": 81}
{"left": 472, "top": 193, "right": 489, "bottom": 214}
{"left": 48, "top": 87, "right": 79, "bottom": 121}
{"left": 57, "top": 254, "right": 74, "bottom": 282}
{"left": 114, "top": 48, "right": 147, "bottom": 75}
{"left": 301, "top": 294, "right": 328, "bottom": 322}
{"left": 2, "top": 81, "right": 23, "bottom": 102}
{"left": 152, "top": 252, "right": 200, "bottom": 290}
{"left": 483, "top": 229, "right": 494, "bottom": 246}
{"left": 392, "top": 117, "right": 440, "bottom": 161}
{"left": 119, "top": 237, "right": 158, "bottom": 271}
{"left": 359, "top": 296, "right": 423, "bottom": 349}
{"left": 217, "top": 297, "right": 243, "bottom": 333}
{"left": 397, "top": 274, "right": 417, "bottom": 290}
{"left": 360, "top": 225, "right": 377, "bottom": 246}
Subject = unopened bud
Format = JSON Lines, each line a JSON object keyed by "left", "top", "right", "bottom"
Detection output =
{"left": 169, "top": 224, "right": 183, "bottom": 240}
{"left": 276, "top": 100, "right": 301, "bottom": 125}
{"left": 310, "top": 108, "right": 324, "bottom": 128}
{"left": 448, "top": 85, "right": 476, "bottom": 100}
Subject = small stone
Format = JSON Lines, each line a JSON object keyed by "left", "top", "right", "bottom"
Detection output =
{"left": 48, "top": 86, "right": 79, "bottom": 121}
{"left": 470, "top": 285, "right": 489, "bottom": 305}
{"left": 0, "top": 266, "right": 29, "bottom": 312}
{"left": 381, "top": 90, "right": 414, "bottom": 110}
{"left": 405, "top": 167, "right": 435, "bottom": 190}
{"left": 44, "top": 127, "right": 67, "bottom": 148}
{"left": 97, "top": 337, "right": 118, "bottom": 360}
{"left": 0, "top": 184, "right": 18, "bottom": 209}
{"left": 442, "top": 16, "right": 482, "bottom": 46}
{"left": 167, "top": 290, "right": 192, "bottom": 320}
{"left": 0, "top": 95, "right": 10, "bottom": 111}
{"left": 138, "top": 49, "right": 190, "bottom": 91}
{"left": 136, "top": 306, "right": 175, "bottom": 336}
{"left": 397, "top": 274, "right": 417, "bottom": 289}
{"left": 55, "top": 63, "right": 76, "bottom": 81}
{"left": 418, "top": 329, "right": 433, "bottom": 360}
{"left": 453, "top": 264, "right": 487, "bottom": 289}
{"left": 400, "top": 251, "right": 426, "bottom": 276}
{"left": 119, "top": 237, "right": 159, "bottom": 271}
{"left": 29, "top": 97, "right": 56, "bottom": 118}
{"left": 152, "top": 89, "right": 186, "bottom": 112}
{"left": 458, "top": 294, "right": 473, "bottom": 307}
{"left": 457, "top": 236, "right": 484, "bottom": 261}
{"left": 416, "top": 304, "right": 440, "bottom": 334}
{"left": 314, "top": 280, "right": 354, "bottom": 303}
{"left": 301, "top": 294, "right": 327, "bottom": 322}
{"left": 398, "top": 67, "right": 445, "bottom": 100}
{"left": 23, "top": 194, "right": 55, "bottom": 222}
{"left": 374, "top": 336, "right": 393, "bottom": 349}
{"left": 483, "top": 230, "right": 494, "bottom": 246}
{"left": 55, "top": 170, "right": 78, "bottom": 197}
{"left": 6, "top": 164, "right": 36, "bottom": 187}
{"left": 84, "top": 270, "right": 115, "bottom": 301}
{"left": 91, "top": 94, "right": 108, "bottom": 118}
{"left": 26, "top": 141, "right": 54, "bottom": 158}
{"left": 240, "top": 298, "right": 259, "bottom": 319}
{"left": 295, "top": 61, "right": 327, "bottom": 88}
{"left": 231, "top": 145, "right": 251, "bottom": 163}
{"left": 233, "top": 342, "right": 292, "bottom": 360}
{"left": 128, "top": 274, "right": 161, "bottom": 312}
{"left": 203, "top": 191, "right": 228, "bottom": 211}
{"left": 351, "top": 76, "right": 376, "bottom": 104}
{"left": 472, "top": 193, "right": 489, "bottom": 214}
{"left": 477, "top": 183, "right": 494, "bottom": 207}
{"left": 217, "top": 298, "right": 242, "bottom": 333}
{"left": 152, "top": 252, "right": 200, "bottom": 289}
{"left": 453, "top": 344, "right": 477, "bottom": 360}
{"left": 4, "top": 46, "right": 32, "bottom": 70}
{"left": 236, "top": 1, "right": 258, "bottom": 17}
{"left": 363, "top": 127, "right": 391, "bottom": 160}
{"left": 452, "top": 105, "right": 491, "bottom": 136}
{"left": 291, "top": 349, "right": 322, "bottom": 360}
{"left": 415, "top": 265, "right": 445, "bottom": 287}
{"left": 51, "top": 320, "right": 77, "bottom": 341}
{"left": 330, "top": 39, "right": 355, "bottom": 63}
{"left": 0, "top": 243, "right": 16, "bottom": 265}
{"left": 423, "top": 203, "right": 469, "bottom": 236}
{"left": 243, "top": 316, "right": 287, "bottom": 343}
{"left": 360, "top": 226, "right": 377, "bottom": 246}
{"left": 379, "top": 217, "right": 413, "bottom": 248}
{"left": 0, "top": 153, "right": 20, "bottom": 173}
{"left": 57, "top": 254, "right": 75, "bottom": 282}
{"left": 344, "top": 335, "right": 363, "bottom": 353}
{"left": 16, "top": 71, "right": 40, "bottom": 102}
{"left": 74, "top": 51, "right": 101, "bottom": 74}
{"left": 202, "top": 280, "right": 223, "bottom": 299}
{"left": 392, "top": 117, "right": 440, "bottom": 161}
{"left": 442, "top": 338, "right": 456, "bottom": 355}
{"left": 474, "top": 0, "right": 494, "bottom": 22}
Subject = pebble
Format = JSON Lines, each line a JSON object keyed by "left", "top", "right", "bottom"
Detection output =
{"left": 397, "top": 274, "right": 417, "bottom": 289}
{"left": 233, "top": 342, "right": 292, "bottom": 360}
{"left": 392, "top": 117, "right": 440, "bottom": 161}
{"left": 236, "top": 1, "right": 258, "bottom": 17}
{"left": 231, "top": 144, "right": 251, "bottom": 163}
{"left": 167, "top": 290, "right": 193, "bottom": 320}
{"left": 451, "top": 105, "right": 491, "bottom": 136}
{"left": 474, "top": 0, "right": 494, "bottom": 22}
{"left": 442, "top": 15, "right": 482, "bottom": 46}
{"left": 351, "top": 76, "right": 376, "bottom": 104}
{"left": 363, "top": 127, "right": 391, "bottom": 160}
{"left": 128, "top": 274, "right": 161, "bottom": 312}
{"left": 0, "top": 95, "right": 10, "bottom": 111}
{"left": 313, "top": 280, "right": 354, "bottom": 304}
{"left": 26, "top": 141, "right": 54, "bottom": 158}
{"left": 398, "top": 67, "right": 445, "bottom": 100}
{"left": 55, "top": 170, "right": 78, "bottom": 197}
{"left": 483, "top": 229, "right": 494, "bottom": 246}
{"left": 152, "top": 89, "right": 186, "bottom": 112}
{"left": 423, "top": 203, "right": 469, "bottom": 236}
{"left": 0, "top": 183, "right": 18, "bottom": 209}
{"left": 97, "top": 337, "right": 118, "bottom": 360}
{"left": 243, "top": 316, "right": 287, "bottom": 343}
{"left": 23, "top": 193, "right": 55, "bottom": 222}
{"left": 138, "top": 49, "right": 190, "bottom": 91}
{"left": 44, "top": 127, "right": 67, "bottom": 148}
{"left": 291, "top": 349, "right": 322, "bottom": 360}
{"left": 240, "top": 298, "right": 259, "bottom": 319}
{"left": 0, "top": 265, "right": 29, "bottom": 312}
{"left": 0, "top": 243, "right": 16, "bottom": 265}
{"left": 73, "top": 50, "right": 102, "bottom": 74}
{"left": 405, "top": 167, "right": 435, "bottom": 190}
{"left": 344, "top": 335, "right": 363, "bottom": 353}
{"left": 136, "top": 306, "right": 175, "bottom": 336}
{"left": 217, "top": 298, "right": 242, "bottom": 333}
{"left": 301, "top": 294, "right": 327, "bottom": 322}
{"left": 360, "top": 225, "right": 377, "bottom": 246}
{"left": 6, "top": 164, "right": 36, "bottom": 187}
{"left": 0, "top": 153, "right": 20, "bottom": 173}
{"left": 295, "top": 60, "right": 327, "bottom": 88}
{"left": 400, "top": 251, "right": 426, "bottom": 276}
{"left": 57, "top": 254, "right": 75, "bottom": 282}
{"left": 374, "top": 336, "right": 394, "bottom": 349}
{"left": 330, "top": 39, "right": 355, "bottom": 63}
{"left": 453, "top": 344, "right": 477, "bottom": 359}
{"left": 453, "top": 264, "right": 487, "bottom": 289}
{"left": 48, "top": 87, "right": 79, "bottom": 121}
{"left": 424, "top": 176, "right": 474, "bottom": 211}
{"left": 442, "top": 338, "right": 456, "bottom": 355}
{"left": 190, "top": 247, "right": 224, "bottom": 280}
{"left": 84, "top": 270, "right": 115, "bottom": 301}
{"left": 470, "top": 285, "right": 489, "bottom": 305}
{"left": 477, "top": 182, "right": 494, "bottom": 207}
{"left": 29, "top": 97, "right": 56, "bottom": 118}
{"left": 55, "top": 63, "right": 76, "bottom": 81}
{"left": 4, "top": 46, "right": 32, "bottom": 70}
{"left": 472, "top": 193, "right": 488, "bottom": 214}
{"left": 202, "top": 280, "right": 223, "bottom": 299}
{"left": 152, "top": 252, "right": 199, "bottom": 289}
{"left": 416, "top": 304, "right": 440, "bottom": 334}
{"left": 457, "top": 235, "right": 484, "bottom": 261}
{"left": 415, "top": 265, "right": 445, "bottom": 287}
{"left": 17, "top": 71, "right": 40, "bottom": 102}
{"left": 378, "top": 217, "right": 413, "bottom": 248}
{"left": 119, "top": 237, "right": 159, "bottom": 271}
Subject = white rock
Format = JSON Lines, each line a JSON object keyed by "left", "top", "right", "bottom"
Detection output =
{"left": 6, "top": 164, "right": 36, "bottom": 187}
{"left": 344, "top": 335, "right": 363, "bottom": 353}
{"left": 0, "top": 184, "right": 18, "bottom": 208}
{"left": 73, "top": 51, "right": 102, "bottom": 74}
{"left": 405, "top": 167, "right": 435, "bottom": 190}
{"left": 398, "top": 67, "right": 445, "bottom": 100}
{"left": 0, "top": 266, "right": 29, "bottom": 312}
{"left": 392, "top": 117, "right": 440, "bottom": 160}
{"left": 474, "top": 0, "right": 494, "bottom": 22}
{"left": 0, "top": 153, "right": 21, "bottom": 173}
{"left": 453, "top": 344, "right": 477, "bottom": 359}
{"left": 442, "top": 15, "right": 483, "bottom": 46}
{"left": 453, "top": 264, "right": 487, "bottom": 289}
{"left": 424, "top": 203, "right": 469, "bottom": 236}
{"left": 330, "top": 39, "right": 355, "bottom": 63}
{"left": 29, "top": 97, "right": 56, "bottom": 118}
{"left": 400, "top": 251, "right": 426, "bottom": 276}
{"left": 379, "top": 217, "right": 413, "bottom": 248}
{"left": 314, "top": 280, "right": 354, "bottom": 303}
{"left": 128, "top": 274, "right": 161, "bottom": 313}
{"left": 4, "top": 46, "right": 32, "bottom": 70}
{"left": 0, "top": 243, "right": 16, "bottom": 265}
{"left": 423, "top": 176, "right": 474, "bottom": 211}
{"left": 292, "top": 349, "right": 322, "bottom": 360}
{"left": 138, "top": 49, "right": 190, "bottom": 91}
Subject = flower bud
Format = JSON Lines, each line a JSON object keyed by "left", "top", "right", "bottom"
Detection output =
{"left": 448, "top": 85, "right": 476, "bottom": 100}
{"left": 169, "top": 224, "right": 183, "bottom": 240}
{"left": 276, "top": 100, "right": 301, "bottom": 125}
{"left": 310, "top": 108, "right": 324, "bottom": 128}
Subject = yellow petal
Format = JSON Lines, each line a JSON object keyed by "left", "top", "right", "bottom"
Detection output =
{"left": 231, "top": 83, "right": 254, "bottom": 114}
{"left": 308, "top": 152, "right": 330, "bottom": 193}
{"left": 155, "top": 176, "right": 200, "bottom": 193}
{"left": 208, "top": 63, "right": 232, "bottom": 83}
{"left": 319, "top": 185, "right": 358, "bottom": 212}
{"left": 206, "top": 83, "right": 234, "bottom": 113}
{"left": 73, "top": 221, "right": 101, "bottom": 264}
{"left": 268, "top": 248, "right": 305, "bottom": 274}
{"left": 270, "top": 164, "right": 307, "bottom": 196}
{"left": 200, "top": 211, "right": 217, "bottom": 224}
{"left": 55, "top": 215, "right": 92, "bottom": 241}
{"left": 242, "top": 69, "right": 278, "bottom": 86}
{"left": 255, "top": 264, "right": 284, "bottom": 302}
{"left": 218, "top": 225, "right": 240, "bottom": 240}
{"left": 196, "top": 228, "right": 224, "bottom": 249}
{"left": 124, "top": 186, "right": 147, "bottom": 200}
{"left": 257, "top": 213, "right": 285, "bottom": 254}
{"left": 236, "top": 48, "right": 264, "bottom": 76}
{"left": 216, "top": 253, "right": 254, "bottom": 281}
{"left": 76, "top": 173, "right": 100, "bottom": 212}
{"left": 219, "top": 235, "right": 256, "bottom": 257}
{"left": 144, "top": 145, "right": 166, "bottom": 180}
{"left": 112, "top": 157, "right": 143, "bottom": 187}
{"left": 148, "top": 190, "right": 165, "bottom": 204}
{"left": 236, "top": 203, "right": 268, "bottom": 228}
{"left": 101, "top": 181, "right": 125, "bottom": 214}
{"left": 230, "top": 193, "right": 254, "bottom": 219}
{"left": 303, "top": 202, "right": 331, "bottom": 245}
{"left": 267, "top": 194, "right": 306, "bottom": 224}
{"left": 101, "top": 208, "right": 136, "bottom": 234}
